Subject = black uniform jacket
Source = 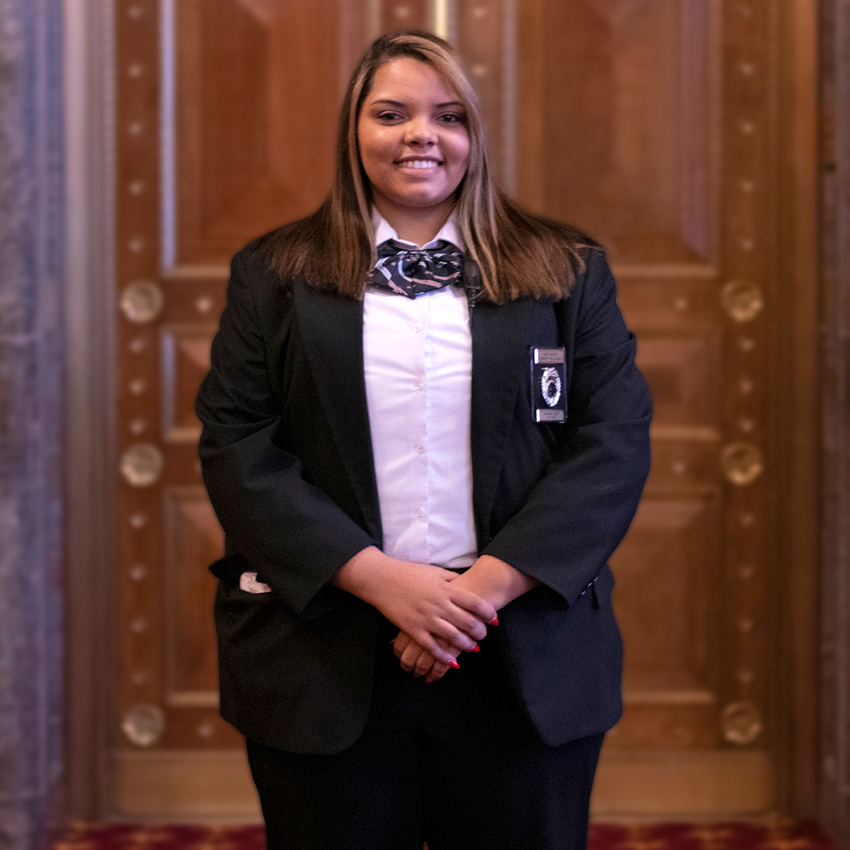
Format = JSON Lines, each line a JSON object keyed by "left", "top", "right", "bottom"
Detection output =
{"left": 196, "top": 234, "right": 652, "bottom": 755}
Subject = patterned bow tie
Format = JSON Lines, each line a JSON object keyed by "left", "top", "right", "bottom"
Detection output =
{"left": 368, "top": 239, "right": 464, "bottom": 298}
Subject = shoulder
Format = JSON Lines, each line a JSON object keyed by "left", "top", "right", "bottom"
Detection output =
{"left": 246, "top": 216, "right": 313, "bottom": 252}
{"left": 505, "top": 202, "right": 600, "bottom": 253}
{"left": 573, "top": 236, "right": 610, "bottom": 281}
{"left": 547, "top": 230, "right": 615, "bottom": 326}
{"left": 227, "top": 217, "right": 320, "bottom": 305}
{"left": 537, "top": 219, "right": 605, "bottom": 266}
{"left": 507, "top": 204, "right": 607, "bottom": 284}
{"left": 235, "top": 209, "right": 355, "bottom": 297}
{"left": 236, "top": 218, "right": 309, "bottom": 274}
{"left": 222, "top": 222, "right": 312, "bottom": 326}
{"left": 537, "top": 219, "right": 610, "bottom": 302}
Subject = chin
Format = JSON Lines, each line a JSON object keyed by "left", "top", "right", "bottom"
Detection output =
{"left": 395, "top": 190, "right": 452, "bottom": 208}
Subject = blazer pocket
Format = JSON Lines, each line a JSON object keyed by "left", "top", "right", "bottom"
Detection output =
{"left": 209, "top": 552, "right": 251, "bottom": 585}
{"left": 210, "top": 552, "right": 349, "bottom": 622}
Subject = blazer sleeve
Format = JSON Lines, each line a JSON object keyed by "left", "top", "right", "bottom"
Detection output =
{"left": 481, "top": 248, "right": 652, "bottom": 605}
{"left": 195, "top": 249, "right": 376, "bottom": 616}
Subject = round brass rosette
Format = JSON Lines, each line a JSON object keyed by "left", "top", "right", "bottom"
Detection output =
{"left": 721, "top": 280, "right": 764, "bottom": 323}
{"left": 121, "top": 704, "right": 165, "bottom": 747}
{"left": 721, "top": 701, "right": 763, "bottom": 746}
{"left": 120, "top": 444, "right": 164, "bottom": 487}
{"left": 721, "top": 442, "right": 763, "bottom": 486}
{"left": 120, "top": 281, "right": 164, "bottom": 324}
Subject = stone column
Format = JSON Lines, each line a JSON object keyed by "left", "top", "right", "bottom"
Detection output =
{"left": 0, "top": 2, "right": 66, "bottom": 849}
{"left": 821, "top": 1, "right": 850, "bottom": 847}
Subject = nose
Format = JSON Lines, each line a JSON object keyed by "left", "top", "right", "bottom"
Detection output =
{"left": 404, "top": 116, "right": 436, "bottom": 147}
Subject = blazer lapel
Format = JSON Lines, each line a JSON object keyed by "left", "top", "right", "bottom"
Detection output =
{"left": 468, "top": 267, "right": 535, "bottom": 543}
{"left": 292, "top": 280, "right": 383, "bottom": 545}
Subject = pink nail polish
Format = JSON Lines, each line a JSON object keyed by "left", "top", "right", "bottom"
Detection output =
{"left": 448, "top": 659, "right": 460, "bottom": 669}
{"left": 491, "top": 616, "right": 500, "bottom": 626}
{"left": 471, "top": 645, "right": 480, "bottom": 653}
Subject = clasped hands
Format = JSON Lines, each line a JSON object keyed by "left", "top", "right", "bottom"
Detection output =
{"left": 334, "top": 546, "right": 538, "bottom": 684}
{"left": 389, "top": 565, "right": 496, "bottom": 683}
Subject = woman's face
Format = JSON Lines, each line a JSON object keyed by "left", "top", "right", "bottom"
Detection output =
{"left": 357, "top": 57, "right": 471, "bottom": 224}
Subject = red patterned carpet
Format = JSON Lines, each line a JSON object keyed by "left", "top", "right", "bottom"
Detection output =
{"left": 51, "top": 819, "right": 841, "bottom": 850}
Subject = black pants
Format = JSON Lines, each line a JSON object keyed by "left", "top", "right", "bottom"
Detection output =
{"left": 247, "top": 624, "right": 604, "bottom": 850}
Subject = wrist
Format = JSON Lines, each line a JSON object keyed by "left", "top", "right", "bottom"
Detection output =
{"left": 332, "top": 545, "right": 390, "bottom": 603}
{"left": 456, "top": 555, "right": 539, "bottom": 610}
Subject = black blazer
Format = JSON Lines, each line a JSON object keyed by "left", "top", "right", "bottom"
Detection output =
{"left": 196, "top": 234, "right": 652, "bottom": 755}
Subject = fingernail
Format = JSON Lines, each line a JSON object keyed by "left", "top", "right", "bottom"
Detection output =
{"left": 448, "top": 659, "right": 460, "bottom": 669}
{"left": 471, "top": 645, "right": 480, "bottom": 653}
{"left": 491, "top": 616, "right": 499, "bottom": 626}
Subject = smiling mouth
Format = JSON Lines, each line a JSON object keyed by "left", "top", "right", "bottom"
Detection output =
{"left": 397, "top": 159, "right": 441, "bottom": 169}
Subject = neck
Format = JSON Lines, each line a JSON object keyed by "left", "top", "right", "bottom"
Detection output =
{"left": 373, "top": 198, "right": 455, "bottom": 247}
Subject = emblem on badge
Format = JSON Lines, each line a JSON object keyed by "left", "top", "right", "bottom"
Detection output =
{"left": 541, "top": 367, "right": 562, "bottom": 408}
{"left": 529, "top": 347, "right": 567, "bottom": 423}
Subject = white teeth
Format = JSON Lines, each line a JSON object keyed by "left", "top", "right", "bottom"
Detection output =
{"left": 399, "top": 160, "right": 439, "bottom": 169}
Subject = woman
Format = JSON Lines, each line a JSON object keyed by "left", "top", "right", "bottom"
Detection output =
{"left": 197, "top": 30, "right": 651, "bottom": 850}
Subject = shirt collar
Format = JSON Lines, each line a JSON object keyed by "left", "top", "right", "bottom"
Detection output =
{"left": 371, "top": 208, "right": 464, "bottom": 252}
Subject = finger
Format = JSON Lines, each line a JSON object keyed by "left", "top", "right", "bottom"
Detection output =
{"left": 450, "top": 589, "right": 499, "bottom": 627}
{"left": 413, "top": 649, "right": 438, "bottom": 678}
{"left": 399, "top": 641, "right": 427, "bottom": 674}
{"left": 392, "top": 631, "right": 411, "bottom": 659}
{"left": 429, "top": 636, "right": 460, "bottom": 678}
{"left": 430, "top": 618, "right": 481, "bottom": 653}
{"left": 439, "top": 622, "right": 481, "bottom": 653}
{"left": 401, "top": 642, "right": 446, "bottom": 677}
{"left": 433, "top": 603, "right": 488, "bottom": 642}
{"left": 448, "top": 608, "right": 488, "bottom": 642}
{"left": 425, "top": 639, "right": 454, "bottom": 681}
{"left": 405, "top": 626, "right": 463, "bottom": 667}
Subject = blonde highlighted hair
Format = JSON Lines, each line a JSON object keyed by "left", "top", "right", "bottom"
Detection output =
{"left": 258, "top": 30, "right": 591, "bottom": 302}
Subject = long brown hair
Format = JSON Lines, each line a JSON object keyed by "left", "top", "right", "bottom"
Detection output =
{"left": 258, "top": 31, "right": 590, "bottom": 303}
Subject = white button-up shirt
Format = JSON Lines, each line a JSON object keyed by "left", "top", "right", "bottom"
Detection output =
{"left": 363, "top": 212, "right": 477, "bottom": 569}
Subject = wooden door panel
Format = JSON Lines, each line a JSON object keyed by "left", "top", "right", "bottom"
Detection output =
{"left": 615, "top": 498, "right": 716, "bottom": 685}
{"left": 112, "top": 0, "right": 799, "bottom": 818}
{"left": 638, "top": 333, "right": 723, "bottom": 427}
{"left": 163, "top": 489, "right": 221, "bottom": 697}
{"left": 516, "top": 0, "right": 714, "bottom": 264}
{"left": 174, "top": 0, "right": 366, "bottom": 266}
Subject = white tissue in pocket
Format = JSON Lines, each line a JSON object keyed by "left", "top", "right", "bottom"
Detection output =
{"left": 239, "top": 572, "right": 272, "bottom": 594}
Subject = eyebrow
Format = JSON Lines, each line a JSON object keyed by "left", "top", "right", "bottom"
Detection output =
{"left": 369, "top": 99, "right": 465, "bottom": 109}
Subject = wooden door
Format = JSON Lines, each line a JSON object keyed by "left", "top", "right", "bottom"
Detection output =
{"left": 110, "top": 0, "right": 817, "bottom": 819}
{"left": 514, "top": 0, "right": 772, "bottom": 813}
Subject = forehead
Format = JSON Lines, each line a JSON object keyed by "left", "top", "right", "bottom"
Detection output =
{"left": 365, "top": 56, "right": 462, "bottom": 104}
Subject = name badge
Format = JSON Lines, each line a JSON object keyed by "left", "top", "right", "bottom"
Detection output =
{"left": 529, "top": 347, "right": 567, "bottom": 423}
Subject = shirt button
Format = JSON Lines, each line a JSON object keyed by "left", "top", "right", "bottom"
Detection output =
{"left": 415, "top": 379, "right": 424, "bottom": 390}
{"left": 416, "top": 508, "right": 425, "bottom": 518}
{"left": 416, "top": 445, "right": 425, "bottom": 454}
{"left": 412, "top": 322, "right": 423, "bottom": 333}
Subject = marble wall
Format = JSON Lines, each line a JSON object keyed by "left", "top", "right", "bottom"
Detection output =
{"left": 0, "top": 1, "right": 66, "bottom": 849}
{"left": 821, "top": 2, "right": 850, "bottom": 848}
